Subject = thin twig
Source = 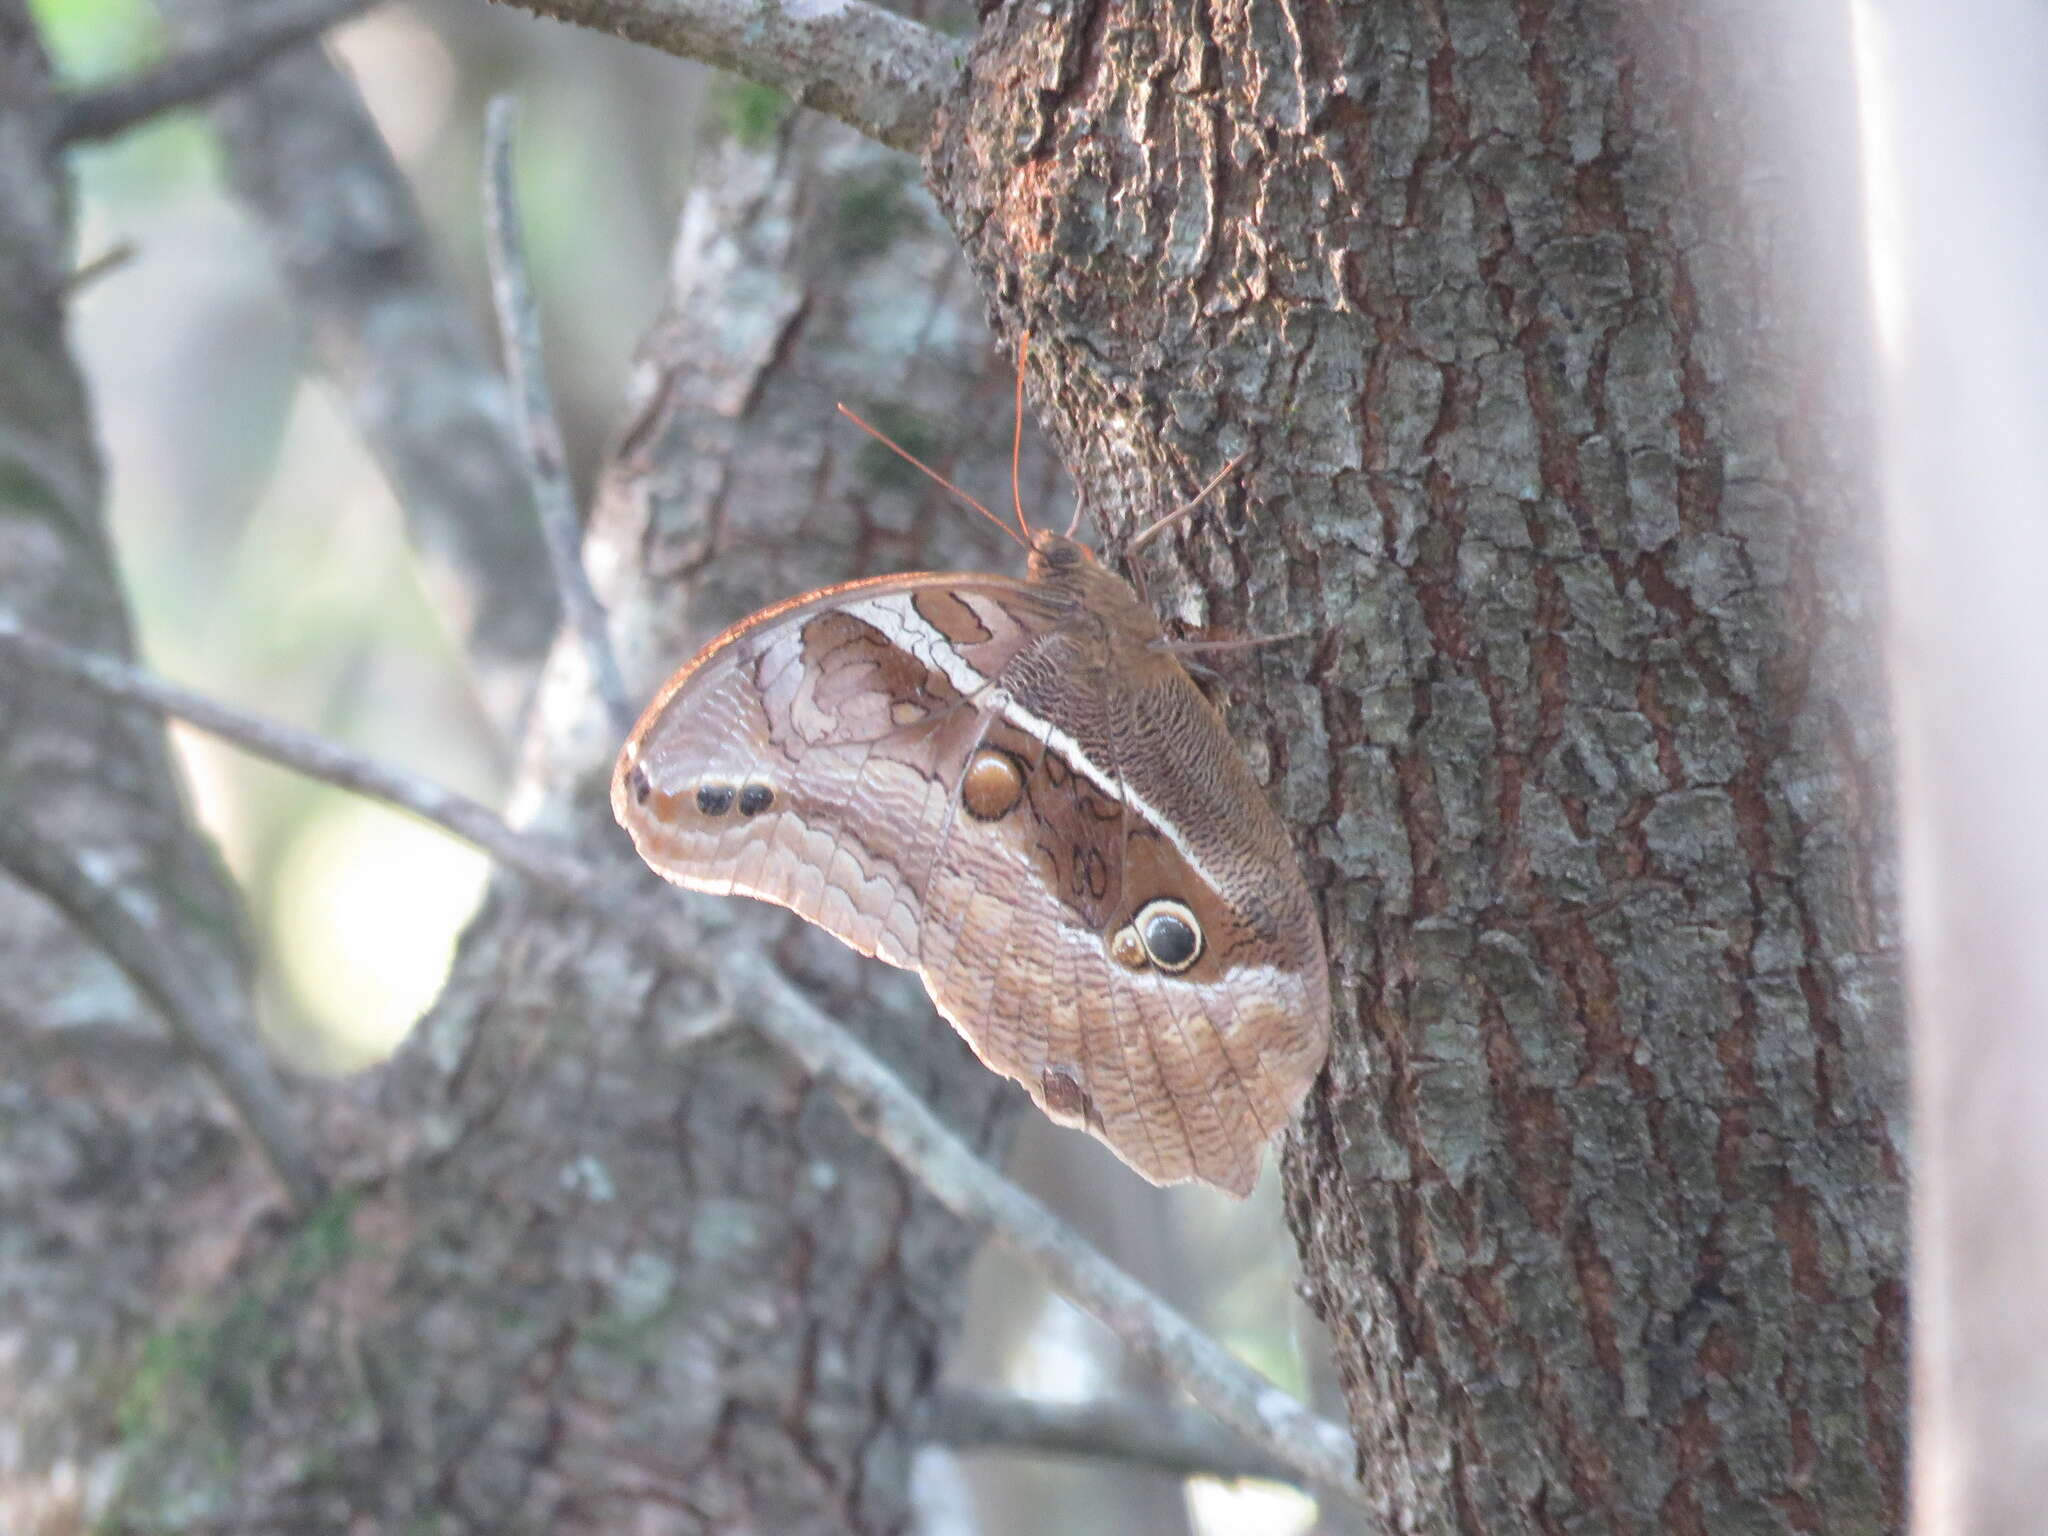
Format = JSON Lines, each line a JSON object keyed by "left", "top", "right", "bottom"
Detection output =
{"left": 480, "top": 97, "right": 633, "bottom": 740}
{"left": 51, "top": 0, "right": 374, "bottom": 146}
{"left": 480, "top": 0, "right": 964, "bottom": 155}
{"left": 0, "top": 620, "right": 590, "bottom": 894}
{"left": 0, "top": 815, "right": 328, "bottom": 1211}
{"left": 0, "top": 618, "right": 1369, "bottom": 1511}
{"left": 920, "top": 1387, "right": 1300, "bottom": 1486}
{"left": 66, "top": 242, "right": 138, "bottom": 292}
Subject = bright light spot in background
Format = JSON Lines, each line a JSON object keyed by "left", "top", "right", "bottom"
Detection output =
{"left": 1008, "top": 1289, "right": 1322, "bottom": 1535}
{"left": 333, "top": 8, "right": 458, "bottom": 168}
{"left": 1187, "top": 1476, "right": 1317, "bottom": 1536}
{"left": 270, "top": 798, "right": 489, "bottom": 1066}
{"left": 1848, "top": 0, "right": 1907, "bottom": 362}
{"left": 1010, "top": 1293, "right": 1110, "bottom": 1404}
{"left": 98, "top": 365, "right": 505, "bottom": 1071}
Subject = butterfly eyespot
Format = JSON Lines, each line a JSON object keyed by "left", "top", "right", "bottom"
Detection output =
{"left": 738, "top": 783, "right": 775, "bottom": 816}
{"left": 696, "top": 783, "right": 735, "bottom": 816}
{"left": 628, "top": 765, "right": 652, "bottom": 805}
{"left": 1136, "top": 899, "right": 1203, "bottom": 972}
{"left": 962, "top": 749, "right": 1025, "bottom": 821}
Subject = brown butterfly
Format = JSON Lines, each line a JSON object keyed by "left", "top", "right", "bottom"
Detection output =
{"left": 611, "top": 360, "right": 1329, "bottom": 1196}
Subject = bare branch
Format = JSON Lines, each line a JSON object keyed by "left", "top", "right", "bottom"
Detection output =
{"left": 51, "top": 0, "right": 373, "bottom": 145}
{"left": 920, "top": 1387, "right": 1299, "bottom": 1486}
{"left": 0, "top": 617, "right": 1369, "bottom": 1511}
{"left": 0, "top": 619, "right": 590, "bottom": 895}
{"left": 483, "top": 0, "right": 965, "bottom": 155}
{"left": 481, "top": 97, "right": 633, "bottom": 739}
{"left": 0, "top": 815, "right": 328, "bottom": 1211}
{"left": 65, "top": 241, "right": 137, "bottom": 292}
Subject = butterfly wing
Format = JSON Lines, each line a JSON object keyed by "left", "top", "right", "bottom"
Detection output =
{"left": 913, "top": 638, "right": 1330, "bottom": 1196}
{"left": 614, "top": 572, "right": 1330, "bottom": 1196}
{"left": 614, "top": 573, "right": 1066, "bottom": 972}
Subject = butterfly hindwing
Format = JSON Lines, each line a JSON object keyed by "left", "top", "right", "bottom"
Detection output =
{"left": 913, "top": 654, "right": 1328, "bottom": 1194}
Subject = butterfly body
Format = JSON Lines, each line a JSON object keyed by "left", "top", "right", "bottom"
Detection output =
{"left": 614, "top": 529, "right": 1329, "bottom": 1196}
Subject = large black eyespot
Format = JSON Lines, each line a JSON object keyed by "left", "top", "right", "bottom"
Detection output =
{"left": 738, "top": 783, "right": 774, "bottom": 816}
{"left": 628, "top": 765, "right": 652, "bottom": 805}
{"left": 696, "top": 783, "right": 735, "bottom": 816}
{"left": 1136, "top": 898, "right": 1203, "bottom": 972}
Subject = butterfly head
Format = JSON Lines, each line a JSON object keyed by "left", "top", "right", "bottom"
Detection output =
{"left": 1026, "top": 529, "right": 1097, "bottom": 579}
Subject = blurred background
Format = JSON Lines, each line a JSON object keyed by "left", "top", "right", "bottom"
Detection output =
{"left": 34, "top": 0, "right": 1348, "bottom": 1528}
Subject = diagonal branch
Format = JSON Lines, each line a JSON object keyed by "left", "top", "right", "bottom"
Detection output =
{"left": 0, "top": 616, "right": 1369, "bottom": 1511}
{"left": 0, "top": 816, "right": 328, "bottom": 1211}
{"left": 51, "top": 0, "right": 373, "bottom": 145}
{"left": 0, "top": 620, "right": 587, "bottom": 892}
{"left": 482, "top": 0, "right": 965, "bottom": 155}
{"left": 921, "top": 1387, "right": 1300, "bottom": 1486}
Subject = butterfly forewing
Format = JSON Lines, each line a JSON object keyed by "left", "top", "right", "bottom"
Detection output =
{"left": 617, "top": 575, "right": 1063, "bottom": 967}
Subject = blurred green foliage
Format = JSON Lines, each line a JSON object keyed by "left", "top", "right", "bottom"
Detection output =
{"left": 833, "top": 164, "right": 919, "bottom": 261}
{"left": 716, "top": 77, "right": 793, "bottom": 147}
{"left": 31, "top": 0, "right": 217, "bottom": 202}
{"left": 30, "top": 0, "right": 155, "bottom": 79}
{"left": 852, "top": 400, "right": 949, "bottom": 492}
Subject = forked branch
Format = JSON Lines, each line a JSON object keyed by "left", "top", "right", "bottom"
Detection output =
{"left": 0, "top": 816, "right": 327, "bottom": 1210}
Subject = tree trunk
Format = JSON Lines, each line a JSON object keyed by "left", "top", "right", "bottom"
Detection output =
{"left": 927, "top": 1, "right": 1905, "bottom": 1531}
{"left": 0, "top": 5, "right": 291, "bottom": 1531}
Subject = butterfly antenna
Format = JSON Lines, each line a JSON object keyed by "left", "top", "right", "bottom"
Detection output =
{"left": 836, "top": 403, "right": 1028, "bottom": 552}
{"left": 1125, "top": 452, "right": 1249, "bottom": 556}
{"left": 1011, "top": 330, "right": 1035, "bottom": 542}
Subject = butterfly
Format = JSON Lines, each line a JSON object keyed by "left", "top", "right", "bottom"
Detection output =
{"left": 611, "top": 353, "right": 1329, "bottom": 1196}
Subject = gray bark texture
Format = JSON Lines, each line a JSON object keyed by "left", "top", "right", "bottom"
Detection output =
{"left": 61, "top": 109, "right": 1043, "bottom": 1536}
{"left": 927, "top": 1, "right": 1904, "bottom": 1532}
{"left": 0, "top": 3, "right": 296, "bottom": 1530}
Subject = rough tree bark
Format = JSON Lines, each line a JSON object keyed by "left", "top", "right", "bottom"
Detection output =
{"left": 63, "top": 98, "right": 1057, "bottom": 1536}
{"left": 928, "top": 1, "right": 1904, "bottom": 1532}
{"left": 0, "top": 5, "right": 301, "bottom": 1531}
